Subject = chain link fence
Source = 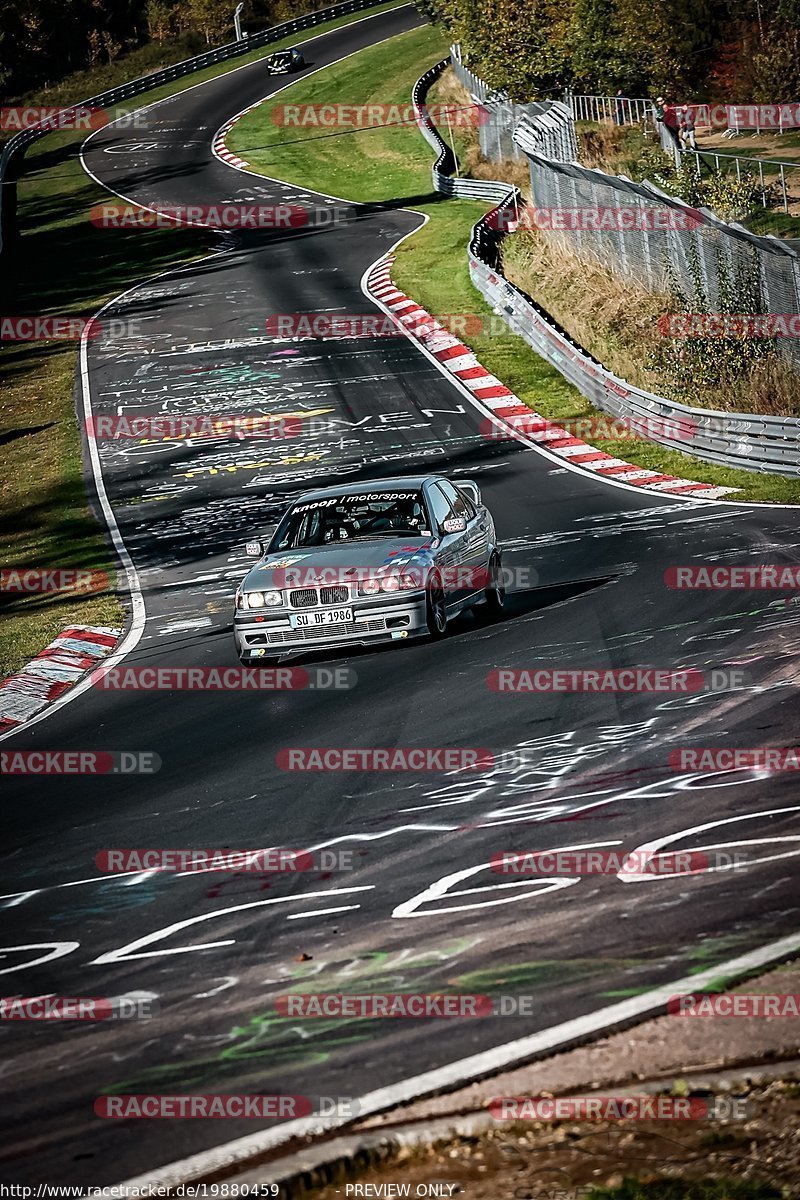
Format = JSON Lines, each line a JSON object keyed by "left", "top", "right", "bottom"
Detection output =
{"left": 450, "top": 45, "right": 577, "bottom": 164}
{"left": 413, "top": 58, "right": 800, "bottom": 475}
{"left": 449, "top": 51, "right": 800, "bottom": 371}
{"left": 513, "top": 137, "right": 800, "bottom": 370}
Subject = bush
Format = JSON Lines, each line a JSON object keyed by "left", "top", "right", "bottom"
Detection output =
{"left": 647, "top": 240, "right": 800, "bottom": 415}
{"left": 634, "top": 149, "right": 771, "bottom": 222}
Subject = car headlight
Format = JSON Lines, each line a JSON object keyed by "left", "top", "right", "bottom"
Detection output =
{"left": 380, "top": 575, "right": 400, "bottom": 593}
{"left": 245, "top": 590, "right": 282, "bottom": 609}
{"left": 400, "top": 572, "right": 422, "bottom": 590}
{"left": 359, "top": 577, "right": 381, "bottom": 596}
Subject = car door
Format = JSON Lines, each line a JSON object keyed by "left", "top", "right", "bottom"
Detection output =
{"left": 425, "top": 481, "right": 469, "bottom": 611}
{"left": 437, "top": 480, "right": 487, "bottom": 600}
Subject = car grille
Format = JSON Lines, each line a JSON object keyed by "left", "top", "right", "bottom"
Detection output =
{"left": 320, "top": 585, "right": 348, "bottom": 605}
{"left": 289, "top": 585, "right": 350, "bottom": 608}
{"left": 247, "top": 618, "right": 387, "bottom": 645}
{"left": 289, "top": 588, "right": 317, "bottom": 608}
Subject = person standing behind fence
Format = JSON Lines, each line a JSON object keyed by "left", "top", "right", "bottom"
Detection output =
{"left": 663, "top": 101, "right": 679, "bottom": 140}
{"left": 615, "top": 90, "right": 626, "bottom": 125}
{"left": 653, "top": 95, "right": 666, "bottom": 133}
{"left": 678, "top": 105, "right": 696, "bottom": 150}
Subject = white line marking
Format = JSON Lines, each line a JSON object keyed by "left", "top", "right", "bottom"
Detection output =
{"left": 90, "top": 886, "right": 375, "bottom": 964}
{"left": 0, "top": 8, "right": 414, "bottom": 743}
{"left": 0, "top": 270, "right": 165, "bottom": 741}
{"left": 285, "top": 904, "right": 361, "bottom": 919}
{"left": 114, "top": 929, "right": 800, "bottom": 1188}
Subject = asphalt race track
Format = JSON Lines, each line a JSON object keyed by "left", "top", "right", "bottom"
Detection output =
{"left": 2, "top": 4, "right": 799, "bottom": 1184}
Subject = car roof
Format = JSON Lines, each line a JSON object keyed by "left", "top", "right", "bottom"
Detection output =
{"left": 294, "top": 476, "right": 439, "bottom": 503}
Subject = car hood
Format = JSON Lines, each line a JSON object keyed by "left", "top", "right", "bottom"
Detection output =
{"left": 242, "top": 538, "right": 438, "bottom": 590}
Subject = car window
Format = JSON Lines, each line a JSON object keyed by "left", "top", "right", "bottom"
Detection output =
{"left": 273, "top": 491, "right": 428, "bottom": 549}
{"left": 437, "top": 479, "right": 474, "bottom": 520}
{"left": 427, "top": 484, "right": 453, "bottom": 530}
{"left": 453, "top": 489, "right": 476, "bottom": 520}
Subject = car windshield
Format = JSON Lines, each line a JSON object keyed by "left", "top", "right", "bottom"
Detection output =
{"left": 273, "top": 491, "right": 429, "bottom": 549}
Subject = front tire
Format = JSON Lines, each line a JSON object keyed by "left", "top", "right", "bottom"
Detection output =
{"left": 425, "top": 573, "right": 448, "bottom": 639}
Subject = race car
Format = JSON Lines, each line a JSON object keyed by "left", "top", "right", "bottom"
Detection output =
{"left": 234, "top": 475, "right": 504, "bottom": 661}
{"left": 264, "top": 47, "right": 305, "bottom": 74}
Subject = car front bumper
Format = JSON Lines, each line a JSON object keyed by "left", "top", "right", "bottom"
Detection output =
{"left": 234, "top": 594, "right": 428, "bottom": 659}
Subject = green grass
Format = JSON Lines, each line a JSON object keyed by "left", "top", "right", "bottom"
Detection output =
{"left": 228, "top": 22, "right": 448, "bottom": 198}
{"left": 0, "top": 0, "right": 409, "bottom": 679}
{"left": 1, "top": 1, "right": 410, "bottom": 123}
{"left": 227, "top": 28, "right": 800, "bottom": 504}
{"left": 745, "top": 208, "right": 800, "bottom": 236}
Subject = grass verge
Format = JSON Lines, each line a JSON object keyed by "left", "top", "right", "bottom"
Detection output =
{"left": 225, "top": 30, "right": 800, "bottom": 503}
{"left": 0, "top": 0, "right": 409, "bottom": 680}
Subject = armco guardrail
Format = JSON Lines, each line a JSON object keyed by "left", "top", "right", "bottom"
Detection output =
{"left": 0, "top": 0, "right": 388, "bottom": 257}
{"left": 413, "top": 60, "right": 518, "bottom": 204}
{"left": 413, "top": 58, "right": 800, "bottom": 476}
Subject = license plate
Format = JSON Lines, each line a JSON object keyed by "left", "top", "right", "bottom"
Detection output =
{"left": 290, "top": 608, "right": 353, "bottom": 628}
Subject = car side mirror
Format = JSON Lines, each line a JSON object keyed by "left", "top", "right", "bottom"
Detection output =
{"left": 441, "top": 516, "right": 467, "bottom": 535}
{"left": 245, "top": 541, "right": 265, "bottom": 557}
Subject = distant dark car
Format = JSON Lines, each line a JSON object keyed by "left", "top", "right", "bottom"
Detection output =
{"left": 234, "top": 476, "right": 504, "bottom": 661}
{"left": 265, "top": 48, "right": 305, "bottom": 74}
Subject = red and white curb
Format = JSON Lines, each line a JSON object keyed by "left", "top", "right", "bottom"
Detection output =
{"left": 0, "top": 627, "right": 122, "bottom": 733}
{"left": 365, "top": 256, "right": 735, "bottom": 500}
{"left": 213, "top": 112, "right": 254, "bottom": 171}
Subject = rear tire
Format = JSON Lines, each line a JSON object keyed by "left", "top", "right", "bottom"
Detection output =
{"left": 425, "top": 573, "right": 448, "bottom": 639}
{"left": 477, "top": 554, "right": 505, "bottom": 622}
